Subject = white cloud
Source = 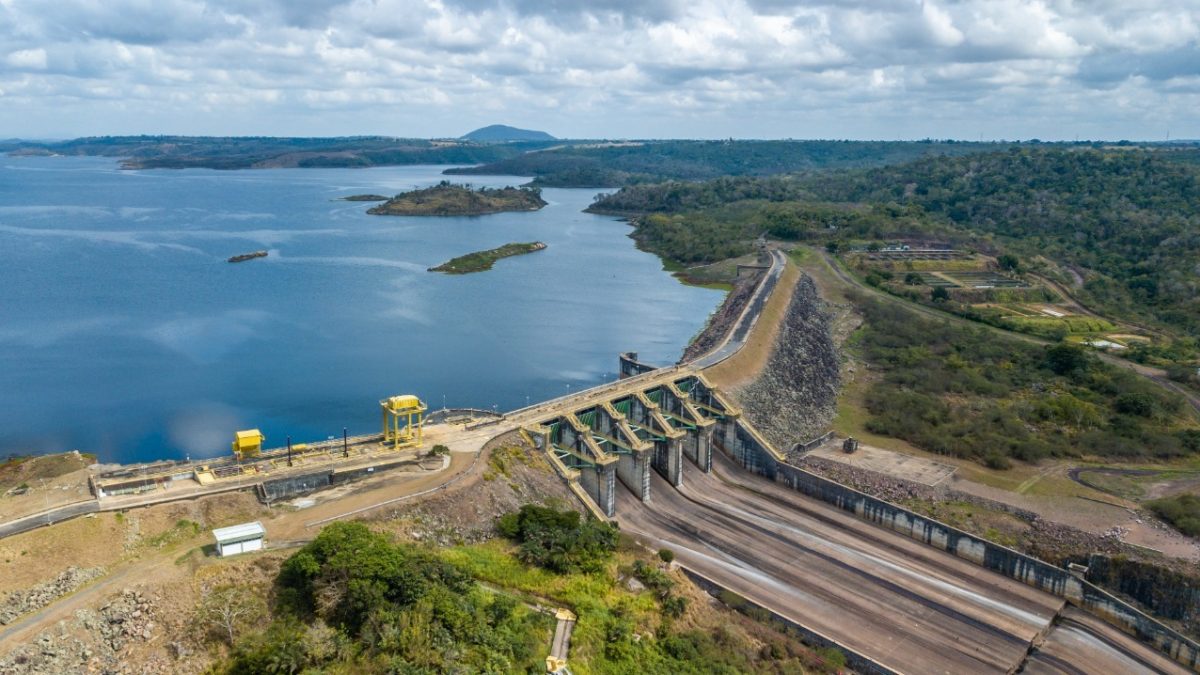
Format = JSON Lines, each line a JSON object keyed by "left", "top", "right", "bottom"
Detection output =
{"left": 5, "top": 47, "right": 47, "bottom": 69}
{"left": 0, "top": 0, "right": 1195, "bottom": 138}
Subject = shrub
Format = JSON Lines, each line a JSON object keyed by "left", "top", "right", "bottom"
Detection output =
{"left": 1146, "top": 495, "right": 1200, "bottom": 537}
{"left": 657, "top": 548, "right": 675, "bottom": 563}
{"left": 1114, "top": 392, "right": 1157, "bottom": 417}
{"left": 497, "top": 504, "right": 617, "bottom": 573}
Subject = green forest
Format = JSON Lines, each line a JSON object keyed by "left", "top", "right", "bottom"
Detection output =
{"left": 851, "top": 296, "right": 1199, "bottom": 466}
{"left": 215, "top": 514, "right": 838, "bottom": 675}
{"left": 592, "top": 147, "right": 1200, "bottom": 334}
{"left": 368, "top": 182, "right": 546, "bottom": 216}
{"left": 0, "top": 135, "right": 549, "bottom": 170}
{"left": 446, "top": 139, "right": 1003, "bottom": 187}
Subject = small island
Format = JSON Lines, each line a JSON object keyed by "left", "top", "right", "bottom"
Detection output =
{"left": 340, "top": 194, "right": 389, "bottom": 201}
{"left": 228, "top": 250, "right": 268, "bottom": 263}
{"left": 367, "top": 181, "right": 547, "bottom": 216}
{"left": 429, "top": 242, "right": 546, "bottom": 274}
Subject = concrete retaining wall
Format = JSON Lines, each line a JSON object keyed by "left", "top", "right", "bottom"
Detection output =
{"left": 259, "top": 472, "right": 331, "bottom": 502}
{"left": 791, "top": 430, "right": 834, "bottom": 455}
{"left": 258, "top": 458, "right": 420, "bottom": 503}
{"left": 724, "top": 420, "right": 1200, "bottom": 671}
{"left": 619, "top": 352, "right": 658, "bottom": 379}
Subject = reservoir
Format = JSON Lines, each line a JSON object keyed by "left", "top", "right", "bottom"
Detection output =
{"left": 0, "top": 157, "right": 723, "bottom": 463}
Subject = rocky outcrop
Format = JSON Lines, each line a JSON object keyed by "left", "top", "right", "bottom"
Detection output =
{"left": 735, "top": 275, "right": 840, "bottom": 449}
{"left": 0, "top": 587, "right": 163, "bottom": 674}
{"left": 0, "top": 566, "right": 105, "bottom": 625}
{"left": 679, "top": 270, "right": 763, "bottom": 363}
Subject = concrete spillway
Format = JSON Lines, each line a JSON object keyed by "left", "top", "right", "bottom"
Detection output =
{"left": 616, "top": 451, "right": 1191, "bottom": 674}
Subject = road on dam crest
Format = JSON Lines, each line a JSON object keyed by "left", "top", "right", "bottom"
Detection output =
{"left": 616, "top": 450, "right": 1191, "bottom": 674}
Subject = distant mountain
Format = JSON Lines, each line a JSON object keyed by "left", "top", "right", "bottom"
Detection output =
{"left": 460, "top": 125, "right": 556, "bottom": 142}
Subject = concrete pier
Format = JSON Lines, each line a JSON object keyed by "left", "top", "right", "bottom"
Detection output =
{"left": 523, "top": 364, "right": 742, "bottom": 512}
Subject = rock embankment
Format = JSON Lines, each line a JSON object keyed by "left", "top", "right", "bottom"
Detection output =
{"left": 735, "top": 275, "right": 840, "bottom": 449}
{"left": 679, "top": 270, "right": 763, "bottom": 363}
{"left": 0, "top": 566, "right": 105, "bottom": 625}
{"left": 0, "top": 587, "right": 163, "bottom": 674}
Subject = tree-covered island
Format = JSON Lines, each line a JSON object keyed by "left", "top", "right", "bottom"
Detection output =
{"left": 428, "top": 242, "right": 546, "bottom": 274}
{"left": 367, "top": 181, "right": 547, "bottom": 216}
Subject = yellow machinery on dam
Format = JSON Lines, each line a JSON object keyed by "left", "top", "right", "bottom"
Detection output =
{"left": 381, "top": 394, "right": 427, "bottom": 450}
{"left": 231, "top": 428, "right": 265, "bottom": 460}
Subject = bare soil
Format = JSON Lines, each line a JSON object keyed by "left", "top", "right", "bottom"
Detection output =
{"left": 0, "top": 452, "right": 93, "bottom": 522}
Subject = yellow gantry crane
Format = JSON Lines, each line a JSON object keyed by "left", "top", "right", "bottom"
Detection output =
{"left": 232, "top": 429, "right": 264, "bottom": 460}
{"left": 380, "top": 395, "right": 427, "bottom": 450}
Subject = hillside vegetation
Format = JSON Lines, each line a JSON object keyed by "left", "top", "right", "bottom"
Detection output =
{"left": 852, "top": 296, "right": 1199, "bottom": 467}
{"left": 803, "top": 148, "right": 1200, "bottom": 334}
{"left": 592, "top": 148, "right": 1200, "bottom": 335}
{"left": 2, "top": 135, "right": 550, "bottom": 169}
{"left": 216, "top": 515, "right": 837, "bottom": 674}
{"left": 368, "top": 181, "right": 546, "bottom": 216}
{"left": 460, "top": 125, "right": 556, "bottom": 142}
{"left": 447, "top": 139, "right": 1003, "bottom": 187}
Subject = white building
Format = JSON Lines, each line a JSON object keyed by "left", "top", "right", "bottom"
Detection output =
{"left": 212, "top": 521, "right": 266, "bottom": 557}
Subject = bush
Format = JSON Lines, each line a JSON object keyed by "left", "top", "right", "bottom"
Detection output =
{"left": 237, "top": 521, "right": 547, "bottom": 673}
{"left": 1146, "top": 495, "right": 1200, "bottom": 537}
{"left": 658, "top": 548, "right": 675, "bottom": 563}
{"left": 1114, "top": 392, "right": 1157, "bottom": 417}
{"left": 497, "top": 504, "right": 617, "bottom": 573}
{"left": 983, "top": 453, "right": 1012, "bottom": 470}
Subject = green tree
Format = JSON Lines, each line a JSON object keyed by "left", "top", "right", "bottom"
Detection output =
{"left": 1045, "top": 343, "right": 1091, "bottom": 376}
{"left": 931, "top": 286, "right": 950, "bottom": 302}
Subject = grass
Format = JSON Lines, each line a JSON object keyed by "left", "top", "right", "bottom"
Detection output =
{"left": 1146, "top": 494, "right": 1200, "bottom": 537}
{"left": 428, "top": 241, "right": 546, "bottom": 274}
{"left": 0, "top": 452, "right": 90, "bottom": 490}
{"left": 440, "top": 538, "right": 836, "bottom": 674}
{"left": 483, "top": 444, "right": 539, "bottom": 482}
{"left": 441, "top": 540, "right": 664, "bottom": 673}
{"left": 899, "top": 500, "right": 1029, "bottom": 548}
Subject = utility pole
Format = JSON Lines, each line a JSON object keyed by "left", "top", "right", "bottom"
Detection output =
{"left": 343, "top": 427, "right": 349, "bottom": 458}
{"left": 40, "top": 478, "right": 49, "bottom": 527}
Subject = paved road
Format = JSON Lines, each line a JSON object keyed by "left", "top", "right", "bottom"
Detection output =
{"left": 616, "top": 451, "right": 1186, "bottom": 674}
{"left": 0, "top": 501, "right": 99, "bottom": 540}
{"left": 690, "top": 249, "right": 787, "bottom": 369}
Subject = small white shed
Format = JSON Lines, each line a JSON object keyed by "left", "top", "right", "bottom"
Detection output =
{"left": 212, "top": 521, "right": 266, "bottom": 557}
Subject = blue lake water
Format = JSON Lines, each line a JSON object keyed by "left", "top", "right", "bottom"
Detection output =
{"left": 0, "top": 157, "right": 722, "bottom": 463}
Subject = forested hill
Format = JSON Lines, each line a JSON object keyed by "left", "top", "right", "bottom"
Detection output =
{"left": 445, "top": 139, "right": 1006, "bottom": 187}
{"left": 592, "top": 147, "right": 1200, "bottom": 332}
{"left": 802, "top": 148, "right": 1200, "bottom": 332}
{"left": 2, "top": 135, "right": 554, "bottom": 169}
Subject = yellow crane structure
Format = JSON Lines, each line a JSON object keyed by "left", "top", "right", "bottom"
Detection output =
{"left": 380, "top": 395, "right": 427, "bottom": 450}
{"left": 232, "top": 429, "right": 264, "bottom": 460}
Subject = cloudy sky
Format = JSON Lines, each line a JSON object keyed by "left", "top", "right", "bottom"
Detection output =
{"left": 1, "top": 0, "right": 1197, "bottom": 140}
